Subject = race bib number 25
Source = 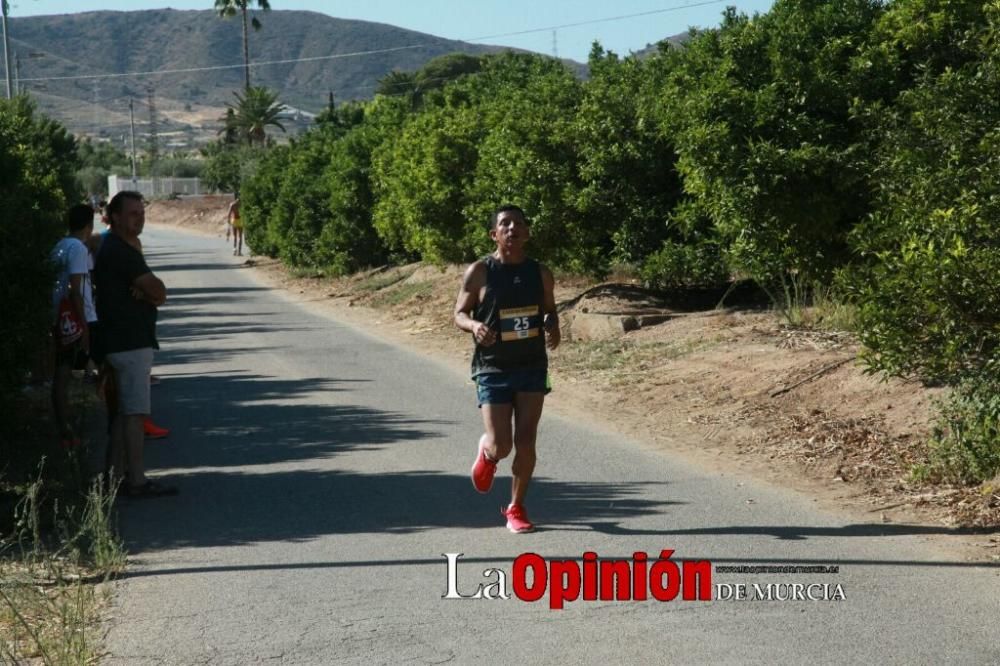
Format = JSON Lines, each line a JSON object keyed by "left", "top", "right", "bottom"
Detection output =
{"left": 499, "top": 306, "right": 542, "bottom": 342}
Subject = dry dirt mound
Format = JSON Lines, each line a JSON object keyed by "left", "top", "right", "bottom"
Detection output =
{"left": 146, "top": 195, "right": 232, "bottom": 235}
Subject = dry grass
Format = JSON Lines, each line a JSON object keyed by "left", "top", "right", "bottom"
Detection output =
{"left": 554, "top": 336, "right": 720, "bottom": 386}
{"left": 1, "top": 563, "right": 110, "bottom": 665}
{"left": 1, "top": 384, "right": 124, "bottom": 665}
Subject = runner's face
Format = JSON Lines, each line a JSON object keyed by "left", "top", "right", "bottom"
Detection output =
{"left": 492, "top": 210, "right": 529, "bottom": 249}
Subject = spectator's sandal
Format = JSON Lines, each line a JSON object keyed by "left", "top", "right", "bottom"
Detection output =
{"left": 125, "top": 481, "right": 178, "bottom": 499}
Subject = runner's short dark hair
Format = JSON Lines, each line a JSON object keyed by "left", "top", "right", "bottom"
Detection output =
{"left": 68, "top": 203, "right": 94, "bottom": 232}
{"left": 489, "top": 204, "right": 527, "bottom": 230}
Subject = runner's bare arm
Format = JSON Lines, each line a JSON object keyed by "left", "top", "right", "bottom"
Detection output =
{"left": 541, "top": 264, "right": 560, "bottom": 350}
{"left": 454, "top": 261, "right": 496, "bottom": 346}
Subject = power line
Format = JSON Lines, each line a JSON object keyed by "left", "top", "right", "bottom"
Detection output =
{"left": 20, "top": 1, "right": 724, "bottom": 84}
{"left": 21, "top": 43, "right": 431, "bottom": 83}
{"left": 463, "top": 1, "right": 725, "bottom": 42}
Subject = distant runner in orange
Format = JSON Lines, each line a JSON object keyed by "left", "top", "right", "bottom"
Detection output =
{"left": 226, "top": 194, "right": 244, "bottom": 256}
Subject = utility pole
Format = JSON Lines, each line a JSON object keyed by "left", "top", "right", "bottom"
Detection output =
{"left": 146, "top": 86, "right": 159, "bottom": 173}
{"left": 241, "top": 7, "right": 251, "bottom": 91}
{"left": 92, "top": 80, "right": 100, "bottom": 133}
{"left": 129, "top": 98, "right": 138, "bottom": 189}
{"left": 15, "top": 52, "right": 45, "bottom": 97}
{"left": 1, "top": 0, "right": 12, "bottom": 99}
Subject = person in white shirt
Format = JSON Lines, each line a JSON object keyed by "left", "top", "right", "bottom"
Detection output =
{"left": 50, "top": 204, "right": 95, "bottom": 448}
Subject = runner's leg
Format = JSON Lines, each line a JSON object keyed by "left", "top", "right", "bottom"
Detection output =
{"left": 480, "top": 402, "right": 514, "bottom": 462}
{"left": 510, "top": 392, "right": 544, "bottom": 506}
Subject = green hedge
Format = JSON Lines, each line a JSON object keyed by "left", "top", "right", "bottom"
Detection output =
{"left": 0, "top": 97, "right": 80, "bottom": 442}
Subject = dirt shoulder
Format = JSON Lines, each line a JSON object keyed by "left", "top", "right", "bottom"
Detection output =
{"left": 146, "top": 195, "right": 232, "bottom": 238}
{"left": 147, "top": 198, "right": 1000, "bottom": 558}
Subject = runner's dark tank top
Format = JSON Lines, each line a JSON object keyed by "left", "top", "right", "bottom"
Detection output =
{"left": 471, "top": 255, "right": 547, "bottom": 377}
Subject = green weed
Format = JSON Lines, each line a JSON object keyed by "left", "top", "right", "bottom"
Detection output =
{"left": 761, "top": 274, "right": 857, "bottom": 332}
{"left": 913, "top": 377, "right": 1000, "bottom": 485}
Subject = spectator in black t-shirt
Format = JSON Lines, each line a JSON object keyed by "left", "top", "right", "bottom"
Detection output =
{"left": 94, "top": 191, "right": 177, "bottom": 498}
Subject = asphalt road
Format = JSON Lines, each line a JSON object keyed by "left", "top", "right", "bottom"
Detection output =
{"left": 104, "top": 226, "right": 1000, "bottom": 665}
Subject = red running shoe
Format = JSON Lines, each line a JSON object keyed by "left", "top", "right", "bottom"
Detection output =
{"left": 143, "top": 418, "right": 170, "bottom": 439}
{"left": 502, "top": 504, "right": 534, "bottom": 533}
{"left": 471, "top": 435, "right": 497, "bottom": 493}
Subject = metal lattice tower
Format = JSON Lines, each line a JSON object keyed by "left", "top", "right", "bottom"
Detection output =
{"left": 92, "top": 80, "right": 100, "bottom": 135}
{"left": 146, "top": 86, "right": 159, "bottom": 170}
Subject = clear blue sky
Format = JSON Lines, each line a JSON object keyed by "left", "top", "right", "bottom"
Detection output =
{"left": 11, "top": 0, "right": 776, "bottom": 63}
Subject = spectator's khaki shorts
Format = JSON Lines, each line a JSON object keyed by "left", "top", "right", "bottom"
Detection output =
{"left": 106, "top": 347, "right": 154, "bottom": 415}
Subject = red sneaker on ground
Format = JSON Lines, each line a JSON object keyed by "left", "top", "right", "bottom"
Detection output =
{"left": 502, "top": 504, "right": 534, "bottom": 533}
{"left": 143, "top": 418, "right": 170, "bottom": 439}
{"left": 471, "top": 435, "right": 497, "bottom": 493}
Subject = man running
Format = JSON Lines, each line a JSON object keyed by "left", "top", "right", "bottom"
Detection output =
{"left": 226, "top": 194, "right": 244, "bottom": 256}
{"left": 454, "top": 204, "right": 560, "bottom": 533}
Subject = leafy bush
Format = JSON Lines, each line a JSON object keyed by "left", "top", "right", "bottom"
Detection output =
{"left": 850, "top": 9, "right": 1000, "bottom": 383}
{"left": 658, "top": 1, "right": 883, "bottom": 285}
{"left": 314, "top": 124, "right": 388, "bottom": 274}
{"left": 373, "top": 53, "right": 586, "bottom": 267}
{"left": 241, "top": 144, "right": 291, "bottom": 257}
{"left": 846, "top": 3, "right": 1000, "bottom": 484}
{"left": 915, "top": 376, "right": 1000, "bottom": 484}
{"left": 148, "top": 156, "right": 204, "bottom": 178}
{"left": 200, "top": 141, "right": 261, "bottom": 193}
{"left": 465, "top": 55, "right": 586, "bottom": 271}
{"left": 371, "top": 101, "right": 485, "bottom": 263}
{"left": 573, "top": 46, "right": 683, "bottom": 271}
{"left": 641, "top": 239, "right": 727, "bottom": 290}
{"left": 270, "top": 130, "right": 339, "bottom": 267}
{"left": 0, "top": 97, "right": 80, "bottom": 414}
{"left": 74, "top": 166, "right": 107, "bottom": 197}
{"left": 75, "top": 138, "right": 129, "bottom": 196}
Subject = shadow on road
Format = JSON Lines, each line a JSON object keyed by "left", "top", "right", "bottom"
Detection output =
{"left": 158, "top": 373, "right": 429, "bottom": 468}
{"left": 121, "top": 468, "right": 680, "bottom": 553}
{"left": 582, "top": 521, "right": 997, "bottom": 539}
{"left": 145, "top": 247, "right": 248, "bottom": 274}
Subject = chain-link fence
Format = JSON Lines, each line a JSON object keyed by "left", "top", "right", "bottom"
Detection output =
{"left": 108, "top": 175, "right": 208, "bottom": 198}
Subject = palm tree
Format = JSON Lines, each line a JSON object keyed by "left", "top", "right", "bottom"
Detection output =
{"left": 376, "top": 70, "right": 418, "bottom": 97}
{"left": 228, "top": 86, "right": 286, "bottom": 146}
{"left": 214, "top": 0, "right": 271, "bottom": 91}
